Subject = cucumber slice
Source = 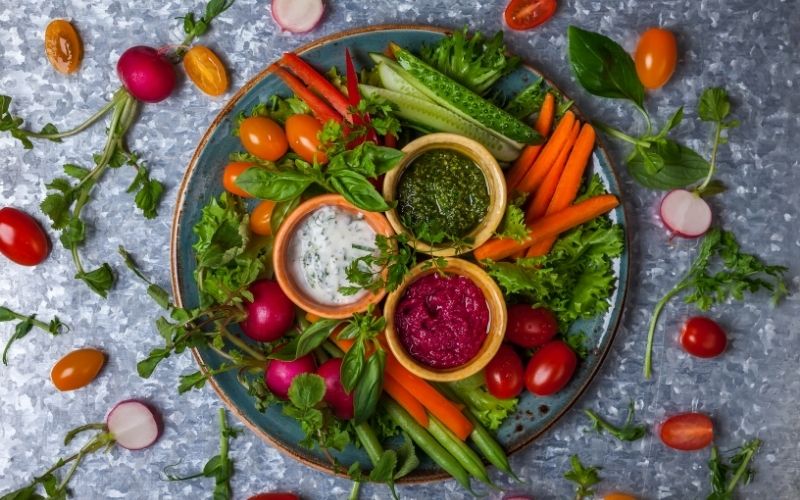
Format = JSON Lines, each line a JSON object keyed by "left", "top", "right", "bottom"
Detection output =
{"left": 359, "top": 84, "right": 522, "bottom": 162}
{"left": 389, "top": 43, "right": 541, "bottom": 145}
{"left": 371, "top": 53, "right": 431, "bottom": 99}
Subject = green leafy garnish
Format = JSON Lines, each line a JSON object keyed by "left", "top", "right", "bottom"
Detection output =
{"left": 283, "top": 374, "right": 350, "bottom": 451}
{"left": 644, "top": 228, "right": 787, "bottom": 378}
{"left": 694, "top": 87, "right": 740, "bottom": 196}
{"left": 338, "top": 307, "right": 387, "bottom": 423}
{"left": 1, "top": 306, "right": 66, "bottom": 366}
{"left": 584, "top": 401, "right": 646, "bottom": 442}
{"left": 707, "top": 438, "right": 761, "bottom": 500}
{"left": 340, "top": 234, "right": 415, "bottom": 296}
{"left": 564, "top": 455, "right": 602, "bottom": 500}
{"left": 495, "top": 197, "right": 529, "bottom": 242}
{"left": 446, "top": 372, "right": 518, "bottom": 431}
{"left": 269, "top": 318, "right": 343, "bottom": 361}
{"left": 0, "top": 94, "right": 62, "bottom": 149}
{"left": 504, "top": 79, "right": 545, "bottom": 119}
{"left": 178, "top": 0, "right": 235, "bottom": 49}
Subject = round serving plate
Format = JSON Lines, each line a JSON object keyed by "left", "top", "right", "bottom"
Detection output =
{"left": 170, "top": 24, "right": 630, "bottom": 482}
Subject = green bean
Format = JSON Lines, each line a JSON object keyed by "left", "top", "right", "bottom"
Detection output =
{"left": 427, "top": 414, "right": 494, "bottom": 487}
{"left": 353, "top": 421, "right": 383, "bottom": 466}
{"left": 383, "top": 399, "right": 474, "bottom": 493}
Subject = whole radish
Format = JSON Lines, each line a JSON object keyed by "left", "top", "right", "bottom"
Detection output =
{"left": 240, "top": 279, "right": 296, "bottom": 342}
{"left": 265, "top": 355, "right": 316, "bottom": 399}
{"left": 659, "top": 189, "right": 712, "bottom": 238}
{"left": 316, "top": 358, "right": 354, "bottom": 420}
{"left": 117, "top": 46, "right": 177, "bottom": 103}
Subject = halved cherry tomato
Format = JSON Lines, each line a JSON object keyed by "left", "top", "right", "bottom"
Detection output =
{"left": 634, "top": 28, "right": 678, "bottom": 89}
{"left": 504, "top": 0, "right": 557, "bottom": 31}
{"left": 239, "top": 116, "right": 289, "bottom": 161}
{"left": 51, "top": 348, "right": 105, "bottom": 391}
{"left": 659, "top": 412, "right": 713, "bottom": 451}
{"left": 285, "top": 114, "right": 328, "bottom": 164}
{"left": 44, "top": 19, "right": 83, "bottom": 74}
{"left": 0, "top": 207, "right": 50, "bottom": 266}
{"left": 505, "top": 305, "right": 559, "bottom": 348}
{"left": 524, "top": 340, "right": 576, "bottom": 396}
{"left": 223, "top": 162, "right": 255, "bottom": 198}
{"left": 183, "top": 45, "right": 229, "bottom": 96}
{"left": 485, "top": 344, "right": 524, "bottom": 399}
{"left": 680, "top": 316, "right": 727, "bottom": 358}
{"left": 247, "top": 494, "right": 300, "bottom": 500}
{"left": 250, "top": 200, "right": 276, "bottom": 236}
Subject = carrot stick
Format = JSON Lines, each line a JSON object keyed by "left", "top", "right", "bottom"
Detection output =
{"left": 382, "top": 375, "right": 429, "bottom": 428}
{"left": 534, "top": 92, "right": 556, "bottom": 136}
{"left": 504, "top": 92, "right": 555, "bottom": 192}
{"left": 516, "top": 111, "right": 576, "bottom": 193}
{"left": 272, "top": 66, "right": 343, "bottom": 124}
{"left": 279, "top": 53, "right": 352, "bottom": 121}
{"left": 473, "top": 194, "right": 619, "bottom": 261}
{"left": 526, "top": 120, "right": 582, "bottom": 223}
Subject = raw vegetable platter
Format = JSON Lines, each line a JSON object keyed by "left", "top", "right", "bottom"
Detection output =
{"left": 171, "top": 25, "right": 629, "bottom": 481}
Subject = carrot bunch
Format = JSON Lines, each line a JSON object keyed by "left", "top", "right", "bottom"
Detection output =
{"left": 475, "top": 93, "right": 618, "bottom": 261}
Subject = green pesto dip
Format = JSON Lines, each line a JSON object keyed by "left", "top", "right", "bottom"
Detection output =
{"left": 396, "top": 149, "right": 489, "bottom": 243}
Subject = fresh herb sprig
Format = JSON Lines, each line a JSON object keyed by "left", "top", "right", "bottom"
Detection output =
{"left": 340, "top": 234, "right": 416, "bottom": 296}
{"left": 164, "top": 409, "right": 240, "bottom": 500}
{"left": 282, "top": 373, "right": 352, "bottom": 453}
{"left": 337, "top": 307, "right": 387, "bottom": 424}
{"left": 694, "top": 87, "right": 740, "bottom": 196}
{"left": 178, "top": 0, "right": 235, "bottom": 52}
{"left": 584, "top": 401, "right": 646, "bottom": 442}
{"left": 1, "top": 306, "right": 66, "bottom": 365}
{"left": 564, "top": 455, "right": 601, "bottom": 500}
{"left": 347, "top": 433, "right": 419, "bottom": 500}
{"left": 643, "top": 228, "right": 787, "bottom": 378}
{"left": 707, "top": 438, "right": 762, "bottom": 500}
{"left": 495, "top": 196, "right": 528, "bottom": 242}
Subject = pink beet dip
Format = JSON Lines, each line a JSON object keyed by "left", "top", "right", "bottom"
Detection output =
{"left": 395, "top": 273, "right": 489, "bottom": 369}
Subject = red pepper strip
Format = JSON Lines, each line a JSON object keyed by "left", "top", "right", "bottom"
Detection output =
{"left": 279, "top": 53, "right": 352, "bottom": 122}
{"left": 344, "top": 49, "right": 380, "bottom": 146}
{"left": 272, "top": 66, "right": 342, "bottom": 124}
{"left": 383, "top": 133, "right": 397, "bottom": 148}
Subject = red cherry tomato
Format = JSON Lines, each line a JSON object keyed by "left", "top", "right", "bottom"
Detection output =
{"left": 239, "top": 116, "right": 289, "bottom": 161}
{"left": 505, "top": 305, "right": 559, "bottom": 348}
{"left": 485, "top": 344, "right": 525, "bottom": 399}
{"left": 285, "top": 114, "right": 328, "bottom": 164}
{"left": 524, "top": 340, "right": 577, "bottom": 396}
{"left": 634, "top": 28, "right": 678, "bottom": 89}
{"left": 680, "top": 317, "right": 727, "bottom": 358}
{"left": 247, "top": 494, "right": 300, "bottom": 500}
{"left": 504, "top": 0, "right": 557, "bottom": 31}
{"left": 0, "top": 207, "right": 50, "bottom": 266}
{"left": 659, "top": 412, "right": 713, "bottom": 451}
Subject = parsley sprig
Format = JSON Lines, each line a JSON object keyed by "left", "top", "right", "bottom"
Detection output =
{"left": 584, "top": 401, "right": 646, "bottom": 442}
{"left": 643, "top": 228, "right": 787, "bottom": 378}
{"left": 340, "top": 234, "right": 415, "bottom": 296}
{"left": 564, "top": 455, "right": 601, "bottom": 500}
{"left": 707, "top": 438, "right": 762, "bottom": 500}
{"left": 0, "top": 306, "right": 66, "bottom": 365}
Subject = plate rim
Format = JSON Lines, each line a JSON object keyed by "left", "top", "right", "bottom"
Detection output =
{"left": 169, "top": 23, "right": 631, "bottom": 484}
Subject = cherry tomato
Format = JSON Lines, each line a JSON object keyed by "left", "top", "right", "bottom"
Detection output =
{"left": 285, "top": 114, "right": 328, "bottom": 164}
{"left": 680, "top": 316, "right": 727, "bottom": 358}
{"left": 44, "top": 19, "right": 83, "bottom": 74}
{"left": 505, "top": 305, "right": 559, "bottom": 348}
{"left": 246, "top": 493, "right": 300, "bottom": 500}
{"left": 51, "top": 348, "right": 105, "bottom": 391}
{"left": 634, "top": 28, "right": 678, "bottom": 89}
{"left": 659, "top": 412, "right": 713, "bottom": 451}
{"left": 524, "top": 340, "right": 577, "bottom": 396}
{"left": 0, "top": 207, "right": 50, "bottom": 266}
{"left": 240, "top": 116, "right": 289, "bottom": 162}
{"left": 485, "top": 344, "right": 525, "bottom": 399}
{"left": 250, "top": 200, "right": 276, "bottom": 236}
{"left": 183, "top": 45, "right": 229, "bottom": 96}
{"left": 504, "top": 0, "right": 557, "bottom": 31}
{"left": 223, "top": 162, "right": 255, "bottom": 198}
{"left": 604, "top": 494, "right": 637, "bottom": 500}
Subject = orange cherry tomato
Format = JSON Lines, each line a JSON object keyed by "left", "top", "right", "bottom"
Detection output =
{"left": 183, "top": 45, "right": 229, "bottom": 96}
{"left": 51, "top": 348, "right": 105, "bottom": 391}
{"left": 223, "top": 162, "right": 255, "bottom": 198}
{"left": 239, "top": 116, "right": 289, "bottom": 161}
{"left": 44, "top": 19, "right": 83, "bottom": 74}
{"left": 285, "top": 114, "right": 328, "bottom": 164}
{"left": 249, "top": 200, "right": 276, "bottom": 236}
{"left": 604, "top": 493, "right": 637, "bottom": 500}
{"left": 504, "top": 0, "right": 557, "bottom": 31}
{"left": 635, "top": 28, "right": 678, "bottom": 89}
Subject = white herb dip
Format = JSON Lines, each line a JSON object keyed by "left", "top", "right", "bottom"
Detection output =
{"left": 288, "top": 205, "right": 377, "bottom": 305}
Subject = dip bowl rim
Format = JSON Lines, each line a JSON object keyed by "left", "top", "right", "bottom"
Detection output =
{"left": 382, "top": 133, "right": 507, "bottom": 257}
{"left": 272, "top": 193, "right": 395, "bottom": 319}
{"left": 383, "top": 257, "right": 507, "bottom": 382}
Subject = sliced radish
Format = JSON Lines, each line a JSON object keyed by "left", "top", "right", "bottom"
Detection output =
{"left": 106, "top": 400, "right": 161, "bottom": 450}
{"left": 659, "top": 189, "right": 712, "bottom": 238}
{"left": 271, "top": 0, "right": 325, "bottom": 33}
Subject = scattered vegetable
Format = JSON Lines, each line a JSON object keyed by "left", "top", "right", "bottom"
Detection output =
{"left": 266, "top": 354, "right": 316, "bottom": 400}
{"left": 504, "top": 0, "right": 558, "bottom": 31}
{"left": 240, "top": 116, "right": 289, "bottom": 161}
{"left": 107, "top": 400, "right": 162, "bottom": 450}
{"left": 505, "top": 305, "right": 559, "bottom": 348}
{"left": 250, "top": 200, "right": 276, "bottom": 236}
{"left": 659, "top": 189, "right": 712, "bottom": 238}
{"left": 524, "top": 340, "right": 577, "bottom": 396}
{"left": 659, "top": 412, "right": 713, "bottom": 451}
{"left": 44, "top": 19, "right": 83, "bottom": 74}
{"left": 51, "top": 347, "right": 105, "bottom": 391}
{"left": 1, "top": 305, "right": 65, "bottom": 365}
{"left": 584, "top": 401, "right": 646, "bottom": 442}
{"left": 680, "top": 316, "right": 727, "bottom": 359}
{"left": 117, "top": 46, "right": 177, "bottom": 103}
{"left": 707, "top": 438, "right": 761, "bottom": 499}
{"left": 634, "top": 28, "right": 678, "bottom": 90}
{"left": 239, "top": 279, "right": 296, "bottom": 342}
{"left": 271, "top": 0, "right": 325, "bottom": 34}
{"left": 484, "top": 344, "right": 525, "bottom": 399}
{"left": 0, "top": 207, "right": 50, "bottom": 266}
{"left": 564, "top": 455, "right": 601, "bottom": 500}
{"left": 183, "top": 45, "right": 229, "bottom": 96}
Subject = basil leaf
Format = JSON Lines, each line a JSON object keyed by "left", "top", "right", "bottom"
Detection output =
{"left": 235, "top": 168, "right": 312, "bottom": 202}
{"left": 628, "top": 140, "right": 709, "bottom": 189}
{"left": 340, "top": 338, "right": 366, "bottom": 392}
{"left": 270, "top": 196, "right": 301, "bottom": 234}
{"left": 75, "top": 263, "right": 115, "bottom": 298}
{"left": 698, "top": 87, "right": 731, "bottom": 122}
{"left": 567, "top": 26, "right": 645, "bottom": 110}
{"left": 329, "top": 170, "right": 390, "bottom": 212}
{"left": 269, "top": 319, "right": 342, "bottom": 361}
{"left": 353, "top": 349, "right": 385, "bottom": 424}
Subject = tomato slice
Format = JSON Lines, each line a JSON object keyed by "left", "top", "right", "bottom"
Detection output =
{"left": 659, "top": 412, "right": 713, "bottom": 451}
{"left": 504, "top": 0, "right": 557, "bottom": 31}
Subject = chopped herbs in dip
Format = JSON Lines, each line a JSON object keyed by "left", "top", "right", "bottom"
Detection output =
{"left": 288, "top": 205, "right": 377, "bottom": 305}
{"left": 397, "top": 149, "right": 489, "bottom": 244}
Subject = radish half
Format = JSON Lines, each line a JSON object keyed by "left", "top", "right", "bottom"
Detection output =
{"left": 659, "top": 189, "right": 712, "bottom": 238}
{"left": 271, "top": 0, "right": 325, "bottom": 33}
{"left": 106, "top": 400, "right": 161, "bottom": 450}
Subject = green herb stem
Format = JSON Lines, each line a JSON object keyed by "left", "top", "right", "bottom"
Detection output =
{"left": 219, "top": 326, "right": 266, "bottom": 362}
{"left": 644, "top": 285, "right": 684, "bottom": 379}
{"left": 1, "top": 310, "right": 51, "bottom": 331}
{"left": 594, "top": 122, "right": 651, "bottom": 147}
{"left": 725, "top": 439, "right": 761, "bottom": 494}
{"left": 697, "top": 121, "right": 723, "bottom": 192}
{"left": 25, "top": 90, "right": 123, "bottom": 140}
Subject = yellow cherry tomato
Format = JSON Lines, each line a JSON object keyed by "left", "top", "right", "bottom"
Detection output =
{"left": 249, "top": 200, "right": 276, "bottom": 236}
{"left": 51, "top": 348, "right": 105, "bottom": 391}
{"left": 223, "top": 161, "right": 255, "bottom": 198}
{"left": 634, "top": 28, "right": 678, "bottom": 89}
{"left": 44, "top": 19, "right": 83, "bottom": 74}
{"left": 183, "top": 45, "right": 229, "bottom": 96}
{"left": 239, "top": 116, "right": 289, "bottom": 161}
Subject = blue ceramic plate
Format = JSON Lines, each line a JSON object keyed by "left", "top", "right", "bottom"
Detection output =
{"left": 170, "top": 25, "right": 629, "bottom": 482}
